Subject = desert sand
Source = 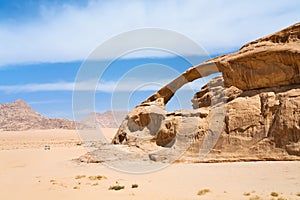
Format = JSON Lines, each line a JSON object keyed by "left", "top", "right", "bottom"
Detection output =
{"left": 0, "top": 129, "right": 299, "bottom": 200}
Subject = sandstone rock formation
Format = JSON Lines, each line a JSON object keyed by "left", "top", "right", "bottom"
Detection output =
{"left": 0, "top": 99, "right": 76, "bottom": 131}
{"left": 189, "top": 77, "right": 300, "bottom": 161}
{"left": 213, "top": 22, "right": 300, "bottom": 90}
{"left": 82, "top": 23, "right": 300, "bottom": 164}
{"left": 133, "top": 23, "right": 300, "bottom": 106}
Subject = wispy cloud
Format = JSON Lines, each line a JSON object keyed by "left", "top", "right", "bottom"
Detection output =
{"left": 27, "top": 100, "right": 60, "bottom": 105}
{"left": 0, "top": 0, "right": 299, "bottom": 66}
{"left": 0, "top": 77, "right": 210, "bottom": 93}
{"left": 0, "top": 80, "right": 165, "bottom": 93}
{"left": 0, "top": 82, "right": 74, "bottom": 93}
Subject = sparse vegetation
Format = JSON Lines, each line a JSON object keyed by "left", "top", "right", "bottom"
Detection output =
{"left": 270, "top": 192, "right": 279, "bottom": 197}
{"left": 92, "top": 182, "right": 99, "bottom": 186}
{"left": 75, "top": 175, "right": 86, "bottom": 179}
{"left": 88, "top": 175, "right": 107, "bottom": 181}
{"left": 296, "top": 193, "right": 300, "bottom": 196}
{"left": 249, "top": 195, "right": 261, "bottom": 200}
{"left": 277, "top": 197, "right": 287, "bottom": 200}
{"left": 243, "top": 192, "right": 251, "bottom": 196}
{"left": 109, "top": 185, "right": 125, "bottom": 191}
{"left": 73, "top": 186, "right": 80, "bottom": 189}
{"left": 131, "top": 184, "right": 138, "bottom": 188}
{"left": 197, "top": 188, "right": 210, "bottom": 196}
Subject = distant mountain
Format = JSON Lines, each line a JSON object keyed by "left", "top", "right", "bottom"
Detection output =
{"left": 0, "top": 99, "right": 76, "bottom": 131}
{"left": 80, "top": 110, "right": 127, "bottom": 129}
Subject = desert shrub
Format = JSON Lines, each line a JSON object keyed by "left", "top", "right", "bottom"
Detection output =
{"left": 277, "top": 197, "right": 287, "bottom": 200}
{"left": 243, "top": 192, "right": 251, "bottom": 196}
{"left": 197, "top": 189, "right": 210, "bottom": 196}
{"left": 75, "top": 175, "right": 86, "bottom": 179}
{"left": 249, "top": 195, "right": 261, "bottom": 200}
{"left": 270, "top": 192, "right": 279, "bottom": 197}
{"left": 73, "top": 186, "right": 80, "bottom": 189}
{"left": 131, "top": 184, "right": 138, "bottom": 188}
{"left": 109, "top": 185, "right": 125, "bottom": 190}
{"left": 50, "top": 179, "right": 57, "bottom": 185}
{"left": 88, "top": 175, "right": 107, "bottom": 180}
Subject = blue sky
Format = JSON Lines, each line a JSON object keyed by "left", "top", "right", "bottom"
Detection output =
{"left": 0, "top": 0, "right": 299, "bottom": 119}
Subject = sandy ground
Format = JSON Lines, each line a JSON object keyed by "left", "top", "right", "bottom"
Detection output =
{"left": 0, "top": 129, "right": 300, "bottom": 200}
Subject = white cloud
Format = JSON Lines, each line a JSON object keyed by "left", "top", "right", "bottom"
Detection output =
{"left": 0, "top": 82, "right": 74, "bottom": 93}
{"left": 28, "top": 100, "right": 60, "bottom": 105}
{"left": 0, "top": 80, "right": 165, "bottom": 93}
{"left": 0, "top": 0, "right": 299, "bottom": 66}
{"left": 0, "top": 77, "right": 211, "bottom": 93}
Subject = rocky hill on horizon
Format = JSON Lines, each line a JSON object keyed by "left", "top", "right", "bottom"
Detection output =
{"left": 0, "top": 99, "right": 127, "bottom": 131}
{"left": 0, "top": 99, "right": 76, "bottom": 131}
{"left": 79, "top": 110, "right": 127, "bottom": 129}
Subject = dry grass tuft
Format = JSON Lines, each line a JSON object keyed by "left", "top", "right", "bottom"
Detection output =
{"left": 249, "top": 195, "right": 261, "bottom": 200}
{"left": 277, "top": 197, "right": 287, "bottom": 200}
{"left": 109, "top": 185, "right": 125, "bottom": 191}
{"left": 92, "top": 182, "right": 99, "bottom": 186}
{"left": 88, "top": 175, "right": 107, "bottom": 181}
{"left": 243, "top": 192, "right": 251, "bottom": 196}
{"left": 75, "top": 175, "right": 86, "bottom": 179}
{"left": 73, "top": 186, "right": 80, "bottom": 189}
{"left": 197, "top": 188, "right": 210, "bottom": 196}
{"left": 270, "top": 192, "right": 279, "bottom": 197}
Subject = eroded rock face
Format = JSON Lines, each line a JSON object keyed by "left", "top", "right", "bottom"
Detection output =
{"left": 226, "top": 95, "right": 262, "bottom": 134}
{"left": 108, "top": 23, "right": 300, "bottom": 163}
{"left": 269, "top": 90, "right": 300, "bottom": 148}
{"left": 112, "top": 102, "right": 166, "bottom": 144}
{"left": 212, "top": 22, "right": 300, "bottom": 90}
{"left": 0, "top": 99, "right": 76, "bottom": 131}
{"left": 190, "top": 77, "right": 300, "bottom": 161}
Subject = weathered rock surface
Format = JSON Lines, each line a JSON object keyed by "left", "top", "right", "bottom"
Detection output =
{"left": 0, "top": 99, "right": 76, "bottom": 131}
{"left": 83, "top": 23, "right": 300, "bottom": 164}
{"left": 212, "top": 22, "right": 300, "bottom": 90}
{"left": 188, "top": 76, "right": 300, "bottom": 162}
